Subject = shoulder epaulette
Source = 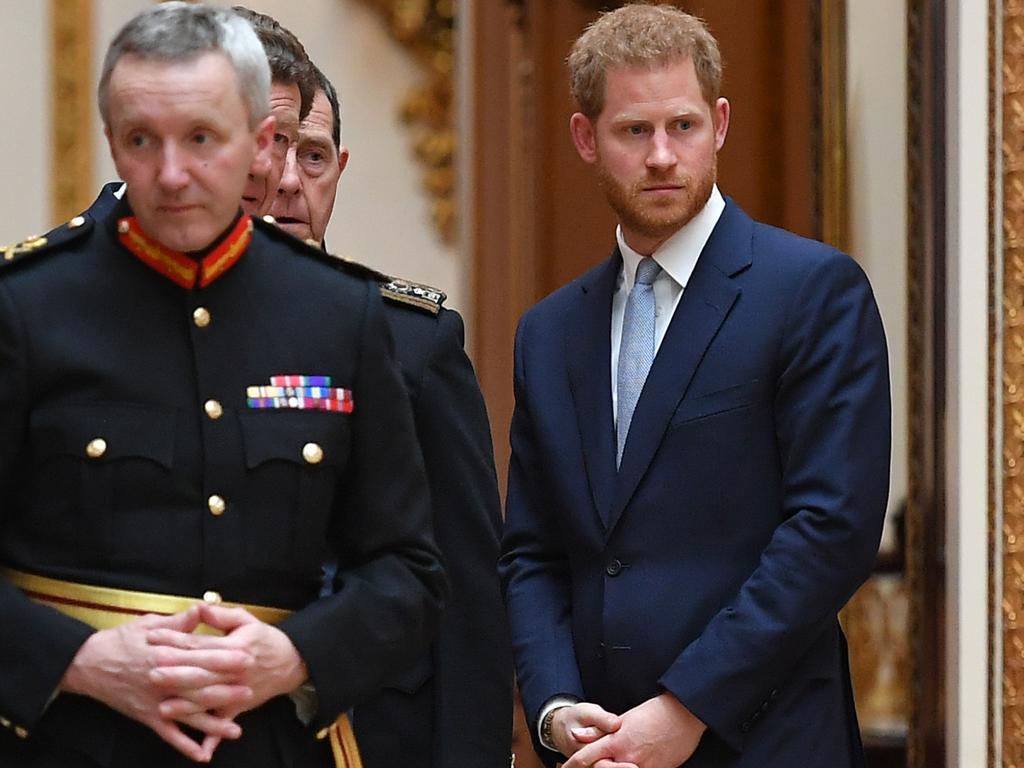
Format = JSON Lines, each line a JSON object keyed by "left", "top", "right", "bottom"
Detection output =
{"left": 252, "top": 215, "right": 389, "bottom": 283}
{"left": 0, "top": 214, "right": 94, "bottom": 270}
{"left": 379, "top": 276, "right": 447, "bottom": 316}
{"left": 251, "top": 217, "right": 447, "bottom": 314}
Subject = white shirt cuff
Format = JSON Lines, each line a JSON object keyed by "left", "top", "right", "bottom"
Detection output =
{"left": 536, "top": 694, "right": 580, "bottom": 751}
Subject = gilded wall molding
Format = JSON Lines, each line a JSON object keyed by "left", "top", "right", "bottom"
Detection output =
{"left": 356, "top": 0, "right": 456, "bottom": 243}
{"left": 1003, "top": 3, "right": 1024, "bottom": 765}
{"left": 50, "top": 0, "right": 94, "bottom": 225}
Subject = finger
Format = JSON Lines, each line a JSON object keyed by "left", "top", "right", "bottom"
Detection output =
{"left": 175, "top": 711, "right": 243, "bottom": 741}
{"left": 149, "top": 717, "right": 212, "bottom": 763}
{"left": 570, "top": 726, "right": 606, "bottom": 744}
{"left": 141, "top": 606, "right": 203, "bottom": 633}
{"left": 148, "top": 665, "right": 241, "bottom": 691}
{"left": 149, "top": 645, "right": 254, "bottom": 673}
{"left": 575, "top": 705, "right": 622, "bottom": 734}
{"left": 147, "top": 628, "right": 235, "bottom": 651}
{"left": 198, "top": 735, "right": 222, "bottom": 764}
{"left": 158, "top": 686, "right": 254, "bottom": 717}
{"left": 198, "top": 603, "right": 257, "bottom": 632}
{"left": 563, "top": 739, "right": 617, "bottom": 768}
{"left": 593, "top": 761, "right": 638, "bottom": 768}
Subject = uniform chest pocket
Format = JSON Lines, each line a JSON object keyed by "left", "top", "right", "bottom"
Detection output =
{"left": 237, "top": 412, "right": 351, "bottom": 573}
{"left": 28, "top": 404, "right": 176, "bottom": 564}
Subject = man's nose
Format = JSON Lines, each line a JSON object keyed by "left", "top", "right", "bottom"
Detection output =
{"left": 646, "top": 129, "right": 677, "bottom": 171}
{"left": 278, "top": 146, "right": 301, "bottom": 195}
{"left": 157, "top": 144, "right": 189, "bottom": 190}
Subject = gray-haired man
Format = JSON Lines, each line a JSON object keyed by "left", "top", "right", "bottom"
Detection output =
{"left": 0, "top": 4, "right": 444, "bottom": 766}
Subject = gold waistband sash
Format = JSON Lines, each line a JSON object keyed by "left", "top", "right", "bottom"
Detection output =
{"left": 0, "top": 567, "right": 291, "bottom": 630}
{"left": 1, "top": 567, "right": 362, "bottom": 768}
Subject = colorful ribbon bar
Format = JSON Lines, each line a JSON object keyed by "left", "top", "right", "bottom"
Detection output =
{"left": 246, "top": 386, "right": 353, "bottom": 400}
{"left": 270, "top": 375, "right": 332, "bottom": 387}
{"left": 247, "top": 397, "right": 354, "bottom": 413}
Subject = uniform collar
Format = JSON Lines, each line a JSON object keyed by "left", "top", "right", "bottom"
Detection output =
{"left": 115, "top": 211, "right": 253, "bottom": 290}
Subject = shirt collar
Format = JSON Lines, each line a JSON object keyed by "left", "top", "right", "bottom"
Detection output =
{"left": 616, "top": 184, "right": 726, "bottom": 291}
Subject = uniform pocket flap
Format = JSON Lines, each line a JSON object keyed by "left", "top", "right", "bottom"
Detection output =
{"left": 238, "top": 412, "right": 348, "bottom": 470}
{"left": 30, "top": 403, "right": 176, "bottom": 468}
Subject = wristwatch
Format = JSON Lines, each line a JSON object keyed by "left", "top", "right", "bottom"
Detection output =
{"left": 540, "top": 707, "right": 558, "bottom": 751}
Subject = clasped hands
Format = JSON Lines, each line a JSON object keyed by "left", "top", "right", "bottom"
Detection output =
{"left": 59, "top": 603, "right": 308, "bottom": 764}
{"left": 552, "top": 693, "right": 707, "bottom": 768}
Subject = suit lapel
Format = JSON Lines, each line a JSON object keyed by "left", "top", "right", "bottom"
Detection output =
{"left": 607, "top": 201, "right": 753, "bottom": 532}
{"left": 567, "top": 252, "right": 621, "bottom": 529}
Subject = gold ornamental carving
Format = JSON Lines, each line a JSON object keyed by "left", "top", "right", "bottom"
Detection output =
{"left": 50, "top": 0, "right": 94, "bottom": 224}
{"left": 357, "top": 0, "right": 456, "bottom": 243}
{"left": 1004, "top": 1, "right": 1024, "bottom": 765}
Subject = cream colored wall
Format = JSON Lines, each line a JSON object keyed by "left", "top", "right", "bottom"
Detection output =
{"left": 847, "top": 0, "right": 908, "bottom": 552}
{"left": 946, "top": 3, "right": 991, "bottom": 765}
{"left": 0, "top": 1, "right": 464, "bottom": 314}
{"left": 0, "top": 3, "right": 49, "bottom": 245}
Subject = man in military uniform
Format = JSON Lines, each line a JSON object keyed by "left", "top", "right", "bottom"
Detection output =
{"left": 0, "top": 5, "right": 444, "bottom": 767}
{"left": 270, "top": 66, "right": 513, "bottom": 767}
{"left": 232, "top": 6, "right": 316, "bottom": 218}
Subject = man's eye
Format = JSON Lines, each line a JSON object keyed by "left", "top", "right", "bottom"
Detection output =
{"left": 193, "top": 132, "right": 210, "bottom": 145}
{"left": 677, "top": 120, "right": 692, "bottom": 130}
{"left": 128, "top": 133, "right": 148, "bottom": 148}
{"left": 274, "top": 133, "right": 289, "bottom": 144}
{"left": 628, "top": 125, "right": 645, "bottom": 135}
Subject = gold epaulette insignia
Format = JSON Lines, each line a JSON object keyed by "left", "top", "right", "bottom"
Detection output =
{"left": 1, "top": 234, "right": 48, "bottom": 262}
{"left": 380, "top": 277, "right": 446, "bottom": 316}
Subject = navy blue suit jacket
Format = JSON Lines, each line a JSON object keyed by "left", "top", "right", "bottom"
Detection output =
{"left": 499, "top": 199, "right": 891, "bottom": 767}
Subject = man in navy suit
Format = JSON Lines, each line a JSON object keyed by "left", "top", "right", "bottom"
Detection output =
{"left": 499, "top": 5, "right": 891, "bottom": 768}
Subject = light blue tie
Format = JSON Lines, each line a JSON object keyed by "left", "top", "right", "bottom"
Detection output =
{"left": 616, "top": 257, "right": 662, "bottom": 466}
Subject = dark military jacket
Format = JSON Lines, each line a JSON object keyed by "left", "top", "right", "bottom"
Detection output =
{"left": 0, "top": 195, "right": 446, "bottom": 767}
{"left": 354, "top": 282, "right": 513, "bottom": 768}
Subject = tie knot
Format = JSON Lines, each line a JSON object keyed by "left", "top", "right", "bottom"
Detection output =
{"left": 634, "top": 257, "right": 661, "bottom": 287}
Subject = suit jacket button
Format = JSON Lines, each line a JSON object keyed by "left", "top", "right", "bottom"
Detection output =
{"left": 605, "top": 559, "right": 622, "bottom": 576}
{"left": 14, "top": 725, "right": 28, "bottom": 738}
{"left": 85, "top": 438, "right": 107, "bottom": 459}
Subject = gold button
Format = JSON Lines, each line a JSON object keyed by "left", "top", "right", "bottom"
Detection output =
{"left": 202, "top": 590, "right": 222, "bottom": 605}
{"left": 14, "top": 725, "right": 27, "bottom": 739}
{"left": 262, "top": 214, "right": 276, "bottom": 224}
{"left": 0, "top": 716, "right": 9, "bottom": 728}
{"left": 85, "top": 438, "right": 107, "bottom": 459}
{"left": 192, "top": 307, "right": 211, "bottom": 328}
{"left": 117, "top": 219, "right": 130, "bottom": 234}
{"left": 204, "top": 399, "right": 223, "bottom": 419}
{"left": 302, "top": 442, "right": 324, "bottom": 465}
{"left": 208, "top": 495, "right": 226, "bottom": 516}
{"left": 69, "top": 215, "right": 86, "bottom": 229}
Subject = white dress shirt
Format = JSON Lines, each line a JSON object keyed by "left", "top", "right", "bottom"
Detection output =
{"left": 610, "top": 185, "right": 726, "bottom": 422}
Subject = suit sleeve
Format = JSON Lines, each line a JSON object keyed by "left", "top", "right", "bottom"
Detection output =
{"left": 279, "top": 280, "right": 448, "bottom": 728}
{"left": 659, "top": 251, "right": 890, "bottom": 750}
{"left": 414, "top": 309, "right": 512, "bottom": 768}
{"left": 500, "top": 312, "right": 586, "bottom": 766}
{"left": 0, "top": 279, "right": 95, "bottom": 732}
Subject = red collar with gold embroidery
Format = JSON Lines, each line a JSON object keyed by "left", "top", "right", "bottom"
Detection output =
{"left": 116, "top": 215, "right": 253, "bottom": 289}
